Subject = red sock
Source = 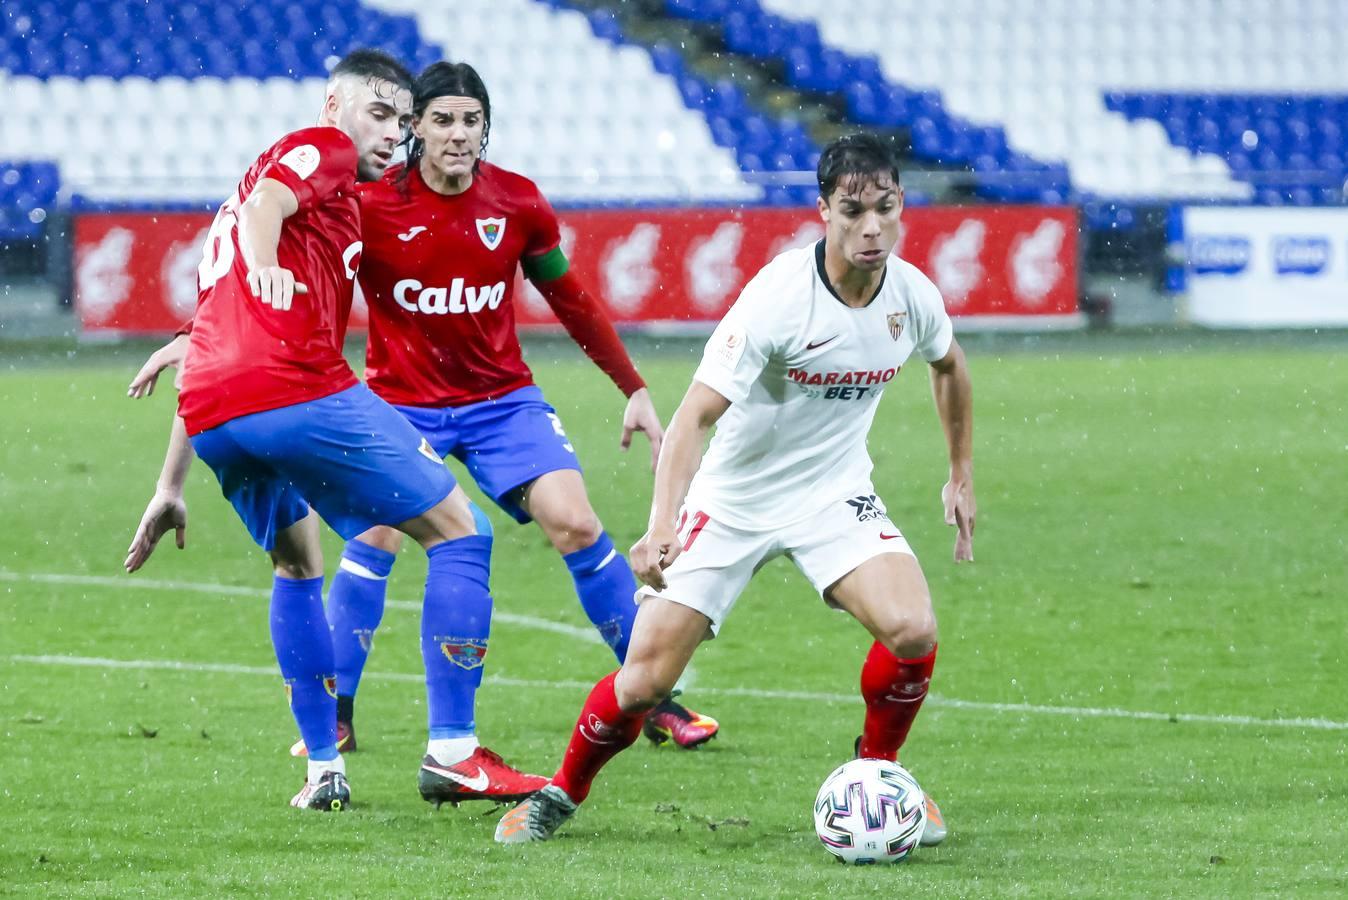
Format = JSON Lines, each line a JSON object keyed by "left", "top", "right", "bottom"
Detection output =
{"left": 551, "top": 671, "right": 645, "bottom": 804}
{"left": 858, "top": 641, "right": 937, "bottom": 761}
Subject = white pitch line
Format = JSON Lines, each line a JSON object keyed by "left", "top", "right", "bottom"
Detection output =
{"left": 0, "top": 569, "right": 604, "bottom": 645}
{"left": 8, "top": 653, "right": 1348, "bottom": 732}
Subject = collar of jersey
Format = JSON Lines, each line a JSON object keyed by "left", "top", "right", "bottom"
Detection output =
{"left": 814, "top": 239, "right": 886, "bottom": 309}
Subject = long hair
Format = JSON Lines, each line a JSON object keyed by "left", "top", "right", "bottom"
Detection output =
{"left": 401, "top": 61, "right": 492, "bottom": 186}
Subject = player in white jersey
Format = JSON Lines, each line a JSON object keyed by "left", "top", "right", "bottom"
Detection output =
{"left": 495, "top": 133, "right": 975, "bottom": 845}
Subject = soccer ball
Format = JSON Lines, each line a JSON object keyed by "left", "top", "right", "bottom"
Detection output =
{"left": 813, "top": 758, "right": 928, "bottom": 864}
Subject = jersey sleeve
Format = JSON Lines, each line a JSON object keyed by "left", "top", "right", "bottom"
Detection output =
{"left": 692, "top": 273, "right": 778, "bottom": 404}
{"left": 519, "top": 184, "right": 566, "bottom": 282}
{"left": 256, "top": 128, "right": 357, "bottom": 211}
{"left": 908, "top": 266, "right": 954, "bottom": 362}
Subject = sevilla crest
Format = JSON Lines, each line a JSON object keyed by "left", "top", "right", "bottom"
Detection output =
{"left": 887, "top": 311, "right": 907, "bottom": 341}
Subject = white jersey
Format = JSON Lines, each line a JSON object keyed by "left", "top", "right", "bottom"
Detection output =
{"left": 689, "top": 241, "right": 953, "bottom": 531}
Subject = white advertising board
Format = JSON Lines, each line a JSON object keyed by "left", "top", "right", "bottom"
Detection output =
{"left": 1183, "top": 206, "right": 1348, "bottom": 327}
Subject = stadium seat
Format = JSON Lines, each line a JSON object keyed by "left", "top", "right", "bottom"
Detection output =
{"left": 0, "top": 0, "right": 758, "bottom": 204}
{"left": 756, "top": 0, "right": 1346, "bottom": 201}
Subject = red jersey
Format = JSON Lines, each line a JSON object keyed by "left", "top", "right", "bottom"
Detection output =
{"left": 178, "top": 127, "right": 362, "bottom": 435}
{"left": 359, "top": 161, "right": 642, "bottom": 407}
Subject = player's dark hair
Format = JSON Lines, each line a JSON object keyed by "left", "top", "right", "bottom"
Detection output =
{"left": 817, "top": 133, "right": 901, "bottom": 201}
{"left": 402, "top": 61, "right": 492, "bottom": 186}
{"left": 329, "top": 48, "right": 413, "bottom": 95}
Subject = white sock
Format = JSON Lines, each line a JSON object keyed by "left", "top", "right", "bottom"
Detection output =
{"left": 427, "top": 735, "right": 480, "bottom": 766}
{"left": 307, "top": 754, "right": 345, "bottom": 784}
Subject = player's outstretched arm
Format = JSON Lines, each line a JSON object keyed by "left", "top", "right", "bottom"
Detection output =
{"left": 127, "top": 332, "right": 190, "bottom": 398}
{"left": 929, "top": 338, "right": 975, "bottom": 562}
{"left": 239, "top": 178, "right": 309, "bottom": 311}
{"left": 630, "top": 381, "right": 730, "bottom": 590}
{"left": 124, "top": 415, "right": 194, "bottom": 573}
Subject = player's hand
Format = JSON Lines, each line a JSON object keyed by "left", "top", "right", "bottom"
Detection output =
{"left": 630, "top": 523, "right": 680, "bottom": 591}
{"left": 248, "top": 266, "right": 308, "bottom": 311}
{"left": 127, "top": 333, "right": 190, "bottom": 398}
{"left": 621, "top": 388, "right": 665, "bottom": 472}
{"left": 124, "top": 490, "right": 188, "bottom": 573}
{"left": 941, "top": 471, "right": 975, "bottom": 563}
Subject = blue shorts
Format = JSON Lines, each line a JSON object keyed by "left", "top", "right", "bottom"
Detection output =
{"left": 393, "top": 385, "right": 581, "bottom": 524}
{"left": 191, "top": 384, "right": 455, "bottom": 550}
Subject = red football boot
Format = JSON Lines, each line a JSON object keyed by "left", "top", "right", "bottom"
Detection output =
{"left": 417, "top": 746, "right": 548, "bottom": 807}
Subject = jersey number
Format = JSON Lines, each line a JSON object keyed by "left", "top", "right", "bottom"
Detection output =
{"left": 546, "top": 412, "right": 575, "bottom": 453}
{"left": 198, "top": 205, "right": 238, "bottom": 290}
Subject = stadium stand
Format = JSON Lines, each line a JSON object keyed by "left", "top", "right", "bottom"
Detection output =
{"left": 745, "top": 0, "right": 1347, "bottom": 204}
{"left": 3, "top": 0, "right": 1345, "bottom": 235}
{"left": 0, "top": 0, "right": 757, "bottom": 212}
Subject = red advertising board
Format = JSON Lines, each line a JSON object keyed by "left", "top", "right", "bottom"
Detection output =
{"left": 74, "top": 205, "right": 1078, "bottom": 335}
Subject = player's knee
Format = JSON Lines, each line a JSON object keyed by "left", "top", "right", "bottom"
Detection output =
{"left": 542, "top": 508, "right": 602, "bottom": 556}
{"left": 613, "top": 663, "right": 674, "bottom": 714}
{"left": 878, "top": 610, "right": 938, "bottom": 660}
{"left": 272, "top": 558, "right": 323, "bottom": 581}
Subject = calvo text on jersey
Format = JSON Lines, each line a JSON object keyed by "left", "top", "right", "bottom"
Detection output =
{"left": 393, "top": 277, "right": 507, "bottom": 315}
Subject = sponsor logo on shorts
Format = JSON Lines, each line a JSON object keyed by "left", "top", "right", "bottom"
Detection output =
{"left": 356, "top": 629, "right": 374, "bottom": 653}
{"left": 846, "top": 494, "right": 889, "bottom": 523}
{"left": 440, "top": 638, "right": 488, "bottom": 670}
{"left": 879, "top": 532, "right": 902, "bottom": 540}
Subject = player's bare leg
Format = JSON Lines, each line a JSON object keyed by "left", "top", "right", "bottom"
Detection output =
{"left": 269, "top": 510, "right": 350, "bottom": 810}
{"left": 522, "top": 471, "right": 720, "bottom": 748}
{"left": 827, "top": 551, "right": 946, "bottom": 845}
{"left": 397, "top": 486, "right": 548, "bottom": 804}
{"left": 495, "top": 597, "right": 710, "bottom": 843}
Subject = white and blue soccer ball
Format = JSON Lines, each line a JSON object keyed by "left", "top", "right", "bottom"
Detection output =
{"left": 813, "top": 758, "right": 928, "bottom": 864}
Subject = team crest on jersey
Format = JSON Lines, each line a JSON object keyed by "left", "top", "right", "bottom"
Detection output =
{"left": 476, "top": 217, "right": 506, "bottom": 250}
{"left": 441, "top": 638, "right": 488, "bottom": 670}
{"left": 887, "top": 311, "right": 907, "bottom": 341}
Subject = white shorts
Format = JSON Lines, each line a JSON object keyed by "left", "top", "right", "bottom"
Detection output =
{"left": 635, "top": 491, "right": 915, "bottom": 636}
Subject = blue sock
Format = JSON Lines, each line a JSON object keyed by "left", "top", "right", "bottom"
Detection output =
{"left": 270, "top": 575, "right": 338, "bottom": 762}
{"left": 326, "top": 539, "right": 396, "bottom": 699}
{"left": 421, "top": 531, "right": 493, "bottom": 740}
{"left": 563, "top": 532, "right": 638, "bottom": 663}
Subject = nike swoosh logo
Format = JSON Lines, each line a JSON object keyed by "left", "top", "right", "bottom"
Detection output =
{"left": 424, "top": 763, "right": 489, "bottom": 792}
{"left": 398, "top": 226, "right": 428, "bottom": 242}
{"left": 805, "top": 335, "right": 839, "bottom": 350}
{"left": 879, "top": 532, "right": 902, "bottom": 540}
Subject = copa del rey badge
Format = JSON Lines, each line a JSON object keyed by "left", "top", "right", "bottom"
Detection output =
{"left": 476, "top": 217, "right": 506, "bottom": 250}
{"left": 887, "top": 311, "right": 907, "bottom": 341}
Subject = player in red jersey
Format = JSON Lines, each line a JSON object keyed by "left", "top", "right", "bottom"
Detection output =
{"left": 313, "top": 61, "right": 720, "bottom": 775}
{"left": 124, "top": 50, "right": 546, "bottom": 811}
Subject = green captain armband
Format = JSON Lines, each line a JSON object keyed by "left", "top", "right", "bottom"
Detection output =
{"left": 521, "top": 246, "right": 570, "bottom": 283}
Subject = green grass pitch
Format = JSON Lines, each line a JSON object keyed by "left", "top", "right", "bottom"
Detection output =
{"left": 1, "top": 336, "right": 1346, "bottom": 897}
